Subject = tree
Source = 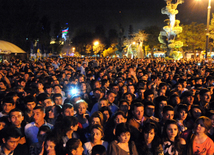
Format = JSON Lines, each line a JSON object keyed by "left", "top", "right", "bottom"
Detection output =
{"left": 53, "top": 21, "right": 61, "bottom": 44}
{"left": 209, "top": 13, "right": 214, "bottom": 55}
{"left": 159, "top": 0, "right": 184, "bottom": 57}
{"left": 72, "top": 29, "right": 94, "bottom": 55}
{"left": 108, "top": 29, "right": 118, "bottom": 45}
{"left": 86, "top": 44, "right": 92, "bottom": 55}
{"left": 132, "top": 30, "right": 147, "bottom": 58}
{"left": 144, "top": 26, "right": 161, "bottom": 57}
{"left": 93, "top": 42, "right": 105, "bottom": 56}
{"left": 128, "top": 25, "right": 134, "bottom": 39}
{"left": 179, "top": 22, "right": 206, "bottom": 58}
{"left": 39, "top": 16, "right": 51, "bottom": 49}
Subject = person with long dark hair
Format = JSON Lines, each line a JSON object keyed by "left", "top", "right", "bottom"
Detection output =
{"left": 108, "top": 123, "right": 138, "bottom": 155}
{"left": 137, "top": 122, "right": 163, "bottom": 155}
{"left": 53, "top": 116, "right": 79, "bottom": 148}
{"left": 39, "top": 133, "right": 61, "bottom": 155}
{"left": 65, "top": 138, "right": 84, "bottom": 155}
{"left": 162, "top": 119, "right": 186, "bottom": 155}
{"left": 187, "top": 116, "right": 214, "bottom": 155}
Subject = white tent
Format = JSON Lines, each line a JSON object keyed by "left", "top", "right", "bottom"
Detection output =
{"left": 0, "top": 40, "right": 26, "bottom": 54}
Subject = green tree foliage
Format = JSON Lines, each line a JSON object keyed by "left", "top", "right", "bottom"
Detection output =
{"left": 209, "top": 13, "right": 214, "bottom": 50}
{"left": 179, "top": 22, "right": 206, "bottom": 58}
{"left": 72, "top": 29, "right": 94, "bottom": 55}
{"left": 144, "top": 26, "right": 161, "bottom": 57}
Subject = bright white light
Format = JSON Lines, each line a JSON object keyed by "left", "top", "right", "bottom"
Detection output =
{"left": 71, "top": 88, "right": 78, "bottom": 95}
{"left": 94, "top": 41, "right": 99, "bottom": 46}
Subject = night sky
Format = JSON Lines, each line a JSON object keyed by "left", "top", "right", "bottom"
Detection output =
{"left": 38, "top": 0, "right": 214, "bottom": 36}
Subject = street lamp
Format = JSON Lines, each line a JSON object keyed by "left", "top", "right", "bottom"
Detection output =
{"left": 93, "top": 41, "right": 99, "bottom": 56}
{"left": 94, "top": 41, "right": 99, "bottom": 46}
{"left": 206, "top": 0, "right": 211, "bottom": 58}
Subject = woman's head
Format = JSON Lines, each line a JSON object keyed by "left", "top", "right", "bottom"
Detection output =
{"left": 190, "top": 105, "right": 202, "bottom": 119}
{"left": 99, "top": 106, "right": 112, "bottom": 123}
{"left": 90, "top": 124, "right": 104, "bottom": 143}
{"left": 37, "top": 125, "right": 51, "bottom": 143}
{"left": 76, "top": 100, "right": 88, "bottom": 115}
{"left": 44, "top": 133, "right": 58, "bottom": 154}
{"left": 66, "top": 138, "right": 84, "bottom": 155}
{"left": 62, "top": 116, "right": 79, "bottom": 133}
{"left": 115, "top": 123, "right": 131, "bottom": 143}
{"left": 177, "top": 104, "right": 188, "bottom": 121}
{"left": 163, "top": 119, "right": 179, "bottom": 140}
{"left": 142, "top": 122, "right": 157, "bottom": 144}
{"left": 208, "top": 110, "right": 214, "bottom": 128}
{"left": 195, "top": 116, "right": 212, "bottom": 134}
{"left": 90, "top": 111, "right": 104, "bottom": 126}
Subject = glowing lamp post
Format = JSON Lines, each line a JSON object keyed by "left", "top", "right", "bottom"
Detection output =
{"left": 94, "top": 41, "right": 99, "bottom": 46}
{"left": 93, "top": 41, "right": 99, "bottom": 56}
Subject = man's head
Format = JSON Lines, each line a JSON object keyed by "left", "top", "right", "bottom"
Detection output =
{"left": 206, "top": 76, "right": 213, "bottom": 85}
{"left": 119, "top": 99, "right": 130, "bottom": 114}
{"left": 44, "top": 96, "right": 54, "bottom": 108}
{"left": 18, "top": 79, "right": 26, "bottom": 88}
{"left": 62, "top": 103, "right": 75, "bottom": 117}
{"left": 200, "top": 88, "right": 211, "bottom": 104}
{"left": 127, "top": 85, "right": 135, "bottom": 95}
{"left": 94, "top": 81, "right": 102, "bottom": 89}
{"left": 144, "top": 101, "right": 155, "bottom": 117}
{"left": 155, "top": 96, "right": 168, "bottom": 111}
{"left": 111, "top": 84, "right": 120, "bottom": 94}
{"left": 180, "top": 91, "right": 194, "bottom": 105}
{"left": 25, "top": 95, "right": 36, "bottom": 111}
{"left": 44, "top": 84, "right": 53, "bottom": 96}
{"left": 2, "top": 96, "right": 16, "bottom": 115}
{"left": 78, "top": 75, "right": 85, "bottom": 83}
{"left": 106, "top": 91, "right": 117, "bottom": 104}
{"left": 195, "top": 77, "right": 203, "bottom": 85}
{"left": 8, "top": 108, "right": 24, "bottom": 128}
{"left": 53, "top": 93, "right": 63, "bottom": 106}
{"left": 138, "top": 87, "right": 146, "bottom": 100}
{"left": 2, "top": 126, "right": 21, "bottom": 152}
{"left": 124, "top": 93, "right": 134, "bottom": 105}
{"left": 33, "top": 106, "right": 45, "bottom": 124}
{"left": 80, "top": 82, "right": 87, "bottom": 92}
{"left": 144, "top": 89, "right": 154, "bottom": 102}
{"left": 98, "top": 98, "right": 109, "bottom": 109}
{"left": 53, "top": 85, "right": 62, "bottom": 94}
{"left": 131, "top": 102, "right": 144, "bottom": 121}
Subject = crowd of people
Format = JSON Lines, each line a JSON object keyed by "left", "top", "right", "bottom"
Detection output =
{"left": 0, "top": 57, "right": 214, "bottom": 155}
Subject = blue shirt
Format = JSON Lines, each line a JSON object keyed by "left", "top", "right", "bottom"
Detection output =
{"left": 24, "top": 122, "right": 53, "bottom": 145}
